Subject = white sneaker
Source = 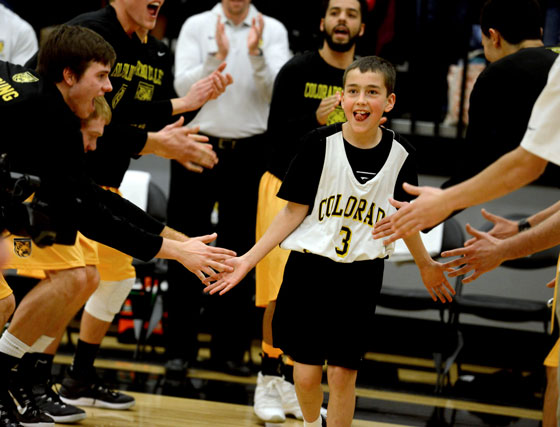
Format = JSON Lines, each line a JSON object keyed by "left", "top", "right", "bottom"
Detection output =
{"left": 276, "top": 378, "right": 303, "bottom": 420}
{"left": 253, "top": 373, "right": 285, "bottom": 423}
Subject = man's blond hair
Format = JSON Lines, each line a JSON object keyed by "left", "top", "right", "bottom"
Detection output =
{"left": 86, "top": 96, "right": 112, "bottom": 125}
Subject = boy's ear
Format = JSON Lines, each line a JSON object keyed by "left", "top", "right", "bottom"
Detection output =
{"left": 319, "top": 18, "right": 325, "bottom": 32}
{"left": 384, "top": 93, "right": 396, "bottom": 113}
{"left": 488, "top": 28, "right": 501, "bottom": 47}
{"left": 62, "top": 67, "right": 76, "bottom": 86}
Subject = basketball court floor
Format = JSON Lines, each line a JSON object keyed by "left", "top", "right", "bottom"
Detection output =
{"left": 48, "top": 329, "right": 543, "bottom": 427}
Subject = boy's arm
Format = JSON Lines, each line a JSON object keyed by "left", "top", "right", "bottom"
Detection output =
{"left": 204, "top": 201, "right": 309, "bottom": 295}
{"left": 403, "top": 232, "right": 455, "bottom": 303}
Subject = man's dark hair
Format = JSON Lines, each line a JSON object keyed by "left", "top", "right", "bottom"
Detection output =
{"left": 321, "top": 0, "right": 368, "bottom": 23}
{"left": 37, "top": 25, "right": 116, "bottom": 83}
{"left": 343, "top": 55, "right": 396, "bottom": 94}
{"left": 480, "top": 0, "right": 542, "bottom": 44}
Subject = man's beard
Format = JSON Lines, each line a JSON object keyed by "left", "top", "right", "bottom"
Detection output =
{"left": 323, "top": 29, "right": 360, "bottom": 52}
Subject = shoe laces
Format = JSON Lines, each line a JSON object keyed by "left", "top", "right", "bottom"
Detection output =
{"left": 92, "top": 382, "right": 119, "bottom": 398}
{"left": 259, "top": 377, "right": 282, "bottom": 402}
{"left": 277, "top": 380, "right": 298, "bottom": 405}
{"left": 13, "top": 386, "right": 33, "bottom": 409}
{"left": 36, "top": 384, "right": 67, "bottom": 408}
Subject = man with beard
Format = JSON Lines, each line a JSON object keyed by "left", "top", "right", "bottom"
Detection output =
{"left": 165, "top": 0, "right": 290, "bottom": 379}
{"left": 251, "top": 0, "right": 366, "bottom": 422}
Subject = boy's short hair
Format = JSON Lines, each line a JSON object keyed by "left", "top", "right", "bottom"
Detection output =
{"left": 343, "top": 56, "right": 396, "bottom": 95}
{"left": 321, "top": 0, "right": 368, "bottom": 23}
{"left": 37, "top": 25, "right": 116, "bottom": 83}
{"left": 85, "top": 96, "right": 112, "bottom": 125}
{"left": 480, "top": 0, "right": 542, "bottom": 45}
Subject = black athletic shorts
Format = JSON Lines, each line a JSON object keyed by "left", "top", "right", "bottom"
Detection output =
{"left": 272, "top": 251, "right": 384, "bottom": 370}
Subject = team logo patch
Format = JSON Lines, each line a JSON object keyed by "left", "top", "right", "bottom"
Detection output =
{"left": 12, "top": 72, "right": 39, "bottom": 83}
{"left": 134, "top": 82, "right": 154, "bottom": 101}
{"left": 326, "top": 106, "right": 347, "bottom": 126}
{"left": 0, "top": 41, "right": 4, "bottom": 53}
{"left": 112, "top": 84, "right": 128, "bottom": 109}
{"left": 13, "top": 238, "right": 32, "bottom": 258}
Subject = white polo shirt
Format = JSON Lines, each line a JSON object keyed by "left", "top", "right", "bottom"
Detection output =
{"left": 521, "top": 56, "right": 560, "bottom": 166}
{"left": 173, "top": 3, "right": 291, "bottom": 139}
{"left": 0, "top": 4, "right": 37, "bottom": 65}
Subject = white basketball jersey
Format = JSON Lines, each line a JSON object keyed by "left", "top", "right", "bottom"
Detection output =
{"left": 281, "top": 130, "right": 409, "bottom": 262}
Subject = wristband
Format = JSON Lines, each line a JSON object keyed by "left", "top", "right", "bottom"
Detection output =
{"left": 517, "top": 218, "right": 531, "bottom": 232}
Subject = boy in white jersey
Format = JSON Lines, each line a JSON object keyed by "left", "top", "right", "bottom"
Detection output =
{"left": 204, "top": 56, "right": 455, "bottom": 427}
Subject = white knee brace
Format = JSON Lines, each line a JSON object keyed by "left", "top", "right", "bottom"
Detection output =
{"left": 84, "top": 278, "right": 135, "bottom": 322}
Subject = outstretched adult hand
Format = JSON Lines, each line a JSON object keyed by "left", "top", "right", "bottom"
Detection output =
{"left": 371, "top": 198, "right": 409, "bottom": 240}
{"left": 440, "top": 224, "right": 505, "bottom": 283}
{"left": 149, "top": 117, "right": 218, "bottom": 172}
{"left": 465, "top": 208, "right": 519, "bottom": 242}
{"left": 372, "top": 183, "right": 451, "bottom": 245}
{"left": 173, "top": 233, "right": 236, "bottom": 282}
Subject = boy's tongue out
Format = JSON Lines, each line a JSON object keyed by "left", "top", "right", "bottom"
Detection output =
{"left": 354, "top": 111, "right": 370, "bottom": 121}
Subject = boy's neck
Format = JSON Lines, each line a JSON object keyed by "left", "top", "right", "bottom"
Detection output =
{"left": 319, "top": 43, "right": 356, "bottom": 70}
{"left": 495, "top": 39, "right": 543, "bottom": 61}
{"left": 342, "top": 122, "right": 383, "bottom": 149}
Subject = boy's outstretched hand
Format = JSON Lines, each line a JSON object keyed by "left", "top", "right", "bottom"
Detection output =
{"left": 420, "top": 261, "right": 455, "bottom": 303}
{"left": 203, "top": 256, "right": 252, "bottom": 295}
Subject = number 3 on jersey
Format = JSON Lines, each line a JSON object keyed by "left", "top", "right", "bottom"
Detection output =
{"left": 335, "top": 226, "right": 352, "bottom": 258}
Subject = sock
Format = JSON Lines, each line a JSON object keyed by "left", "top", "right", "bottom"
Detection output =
{"left": 304, "top": 414, "right": 323, "bottom": 427}
{"left": 71, "top": 339, "right": 100, "bottom": 379}
{"left": 17, "top": 353, "right": 54, "bottom": 385}
{"left": 261, "top": 353, "right": 282, "bottom": 377}
{"left": 29, "top": 335, "right": 54, "bottom": 353}
{"left": 0, "top": 351, "right": 21, "bottom": 379}
{"left": 0, "top": 331, "right": 30, "bottom": 359}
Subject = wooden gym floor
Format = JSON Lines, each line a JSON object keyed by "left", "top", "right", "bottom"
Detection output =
{"left": 49, "top": 331, "right": 544, "bottom": 426}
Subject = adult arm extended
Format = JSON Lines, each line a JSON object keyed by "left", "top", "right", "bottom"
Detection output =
{"left": 372, "top": 146, "right": 547, "bottom": 244}
{"left": 441, "top": 209, "right": 560, "bottom": 283}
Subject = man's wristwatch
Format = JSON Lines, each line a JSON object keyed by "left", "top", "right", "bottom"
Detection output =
{"left": 517, "top": 218, "right": 531, "bottom": 232}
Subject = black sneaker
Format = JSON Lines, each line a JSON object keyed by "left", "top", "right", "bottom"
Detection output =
{"left": 59, "top": 371, "right": 135, "bottom": 410}
{"left": 0, "top": 391, "right": 22, "bottom": 427}
{"left": 164, "top": 358, "right": 189, "bottom": 381}
{"left": 31, "top": 381, "right": 86, "bottom": 423}
{"left": 8, "top": 384, "right": 53, "bottom": 427}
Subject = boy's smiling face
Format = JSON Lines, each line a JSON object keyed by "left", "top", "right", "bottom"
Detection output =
{"left": 342, "top": 69, "right": 395, "bottom": 134}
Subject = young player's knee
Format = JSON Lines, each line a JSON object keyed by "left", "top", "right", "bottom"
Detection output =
{"left": 84, "top": 278, "right": 135, "bottom": 322}
{"left": 327, "top": 365, "right": 357, "bottom": 392}
{"left": 294, "top": 367, "right": 322, "bottom": 392}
